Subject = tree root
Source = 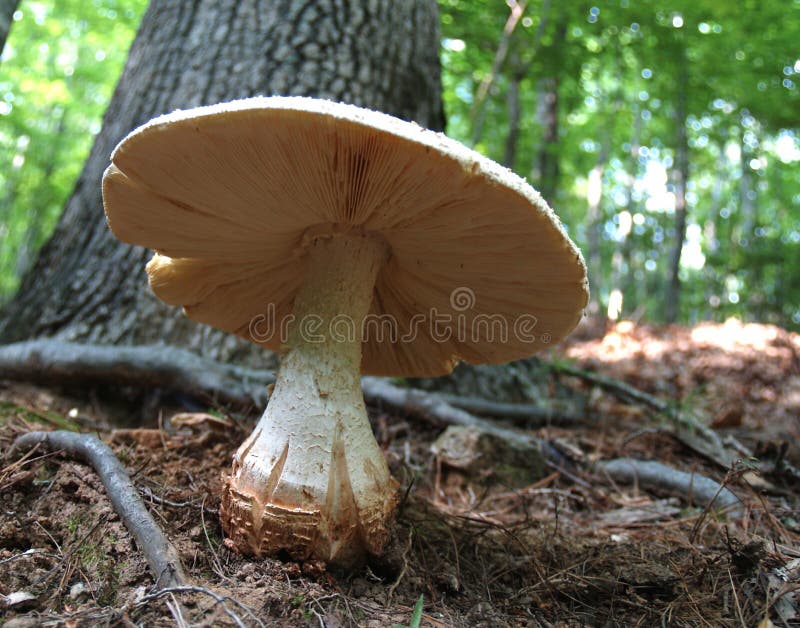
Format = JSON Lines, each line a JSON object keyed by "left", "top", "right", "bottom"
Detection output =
{"left": 9, "top": 430, "right": 187, "bottom": 589}
{"left": 1, "top": 340, "right": 750, "bottom": 517}
{"left": 596, "top": 457, "right": 743, "bottom": 516}
{"left": 0, "top": 339, "right": 274, "bottom": 407}
{"left": 549, "top": 361, "right": 741, "bottom": 469}
{"left": 429, "top": 391, "right": 586, "bottom": 426}
{"left": 0, "top": 339, "right": 559, "bottom": 454}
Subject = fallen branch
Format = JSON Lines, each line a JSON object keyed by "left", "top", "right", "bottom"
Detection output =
{"left": 433, "top": 391, "right": 586, "bottom": 426}
{"left": 596, "top": 457, "right": 743, "bottom": 517}
{"left": 132, "top": 585, "right": 263, "bottom": 628}
{"left": 549, "top": 361, "right": 740, "bottom": 469}
{"left": 10, "top": 430, "right": 188, "bottom": 589}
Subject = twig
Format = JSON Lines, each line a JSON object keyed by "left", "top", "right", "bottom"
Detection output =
{"left": 0, "top": 548, "right": 61, "bottom": 565}
{"left": 139, "top": 484, "right": 218, "bottom": 516}
{"left": 596, "top": 458, "right": 743, "bottom": 517}
{"left": 9, "top": 430, "right": 188, "bottom": 589}
{"left": 549, "top": 361, "right": 739, "bottom": 468}
{"left": 134, "top": 585, "right": 264, "bottom": 628}
{"left": 432, "top": 391, "right": 586, "bottom": 426}
{"left": 386, "top": 530, "right": 413, "bottom": 603}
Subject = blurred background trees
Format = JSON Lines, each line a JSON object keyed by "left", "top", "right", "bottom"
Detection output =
{"left": 1, "top": 0, "right": 798, "bottom": 331}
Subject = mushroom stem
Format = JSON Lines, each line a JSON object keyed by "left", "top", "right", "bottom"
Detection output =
{"left": 220, "top": 230, "right": 398, "bottom": 567}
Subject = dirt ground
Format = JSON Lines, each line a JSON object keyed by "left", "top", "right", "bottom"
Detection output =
{"left": 1, "top": 318, "right": 799, "bottom": 626}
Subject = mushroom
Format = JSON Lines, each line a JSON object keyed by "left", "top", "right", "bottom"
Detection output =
{"left": 102, "top": 96, "right": 588, "bottom": 567}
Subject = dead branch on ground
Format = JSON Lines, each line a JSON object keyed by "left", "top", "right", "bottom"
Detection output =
{"left": 0, "top": 340, "right": 751, "bottom": 516}
{"left": 596, "top": 457, "right": 743, "bottom": 516}
{"left": 548, "top": 361, "right": 741, "bottom": 468}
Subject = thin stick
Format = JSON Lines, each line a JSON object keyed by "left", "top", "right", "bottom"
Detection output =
{"left": 432, "top": 391, "right": 586, "bottom": 426}
{"left": 10, "top": 430, "right": 187, "bottom": 589}
{"left": 550, "top": 361, "right": 739, "bottom": 468}
{"left": 134, "top": 585, "right": 265, "bottom": 628}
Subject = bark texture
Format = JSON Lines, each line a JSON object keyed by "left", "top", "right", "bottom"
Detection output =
{"left": 0, "top": 0, "right": 18, "bottom": 59}
{"left": 0, "top": 0, "right": 444, "bottom": 361}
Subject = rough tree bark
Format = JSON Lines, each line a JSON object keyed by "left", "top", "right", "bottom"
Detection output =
{"left": 0, "top": 0, "right": 444, "bottom": 361}
{"left": 0, "top": 0, "right": 18, "bottom": 59}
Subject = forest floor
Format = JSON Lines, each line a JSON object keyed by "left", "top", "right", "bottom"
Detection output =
{"left": 1, "top": 318, "right": 799, "bottom": 626}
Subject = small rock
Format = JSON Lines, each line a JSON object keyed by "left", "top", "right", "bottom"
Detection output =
{"left": 1, "top": 591, "right": 37, "bottom": 610}
{"left": 128, "top": 585, "right": 147, "bottom": 605}
{"left": 3, "top": 617, "right": 42, "bottom": 628}
{"left": 69, "top": 582, "right": 90, "bottom": 601}
{"left": 431, "top": 425, "right": 545, "bottom": 487}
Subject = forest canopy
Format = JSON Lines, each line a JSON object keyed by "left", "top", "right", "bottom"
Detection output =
{"left": 1, "top": 0, "right": 798, "bottom": 329}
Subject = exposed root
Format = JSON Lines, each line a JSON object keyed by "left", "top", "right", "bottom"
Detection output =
{"left": 0, "top": 339, "right": 274, "bottom": 407}
{"left": 596, "top": 457, "right": 743, "bottom": 516}
{"left": 9, "top": 429, "right": 188, "bottom": 589}
{"left": 549, "top": 361, "right": 742, "bottom": 468}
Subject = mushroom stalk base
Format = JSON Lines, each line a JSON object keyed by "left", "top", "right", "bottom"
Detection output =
{"left": 220, "top": 231, "right": 397, "bottom": 567}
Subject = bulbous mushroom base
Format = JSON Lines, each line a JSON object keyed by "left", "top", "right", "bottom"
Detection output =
{"left": 219, "top": 230, "right": 398, "bottom": 567}
{"left": 220, "top": 419, "right": 399, "bottom": 567}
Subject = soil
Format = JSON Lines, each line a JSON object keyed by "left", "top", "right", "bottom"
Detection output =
{"left": 1, "top": 319, "right": 799, "bottom": 626}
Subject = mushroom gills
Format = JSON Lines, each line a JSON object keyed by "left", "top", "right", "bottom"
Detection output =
{"left": 220, "top": 230, "right": 398, "bottom": 567}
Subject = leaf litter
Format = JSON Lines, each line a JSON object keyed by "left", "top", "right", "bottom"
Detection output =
{"left": 1, "top": 318, "right": 798, "bottom": 626}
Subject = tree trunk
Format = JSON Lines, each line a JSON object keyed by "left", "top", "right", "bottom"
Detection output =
{"left": 533, "top": 75, "right": 559, "bottom": 202}
{"left": 469, "top": 0, "right": 527, "bottom": 147}
{"left": 0, "top": 0, "right": 444, "bottom": 362}
{"left": 618, "top": 106, "right": 642, "bottom": 316}
{"left": 502, "top": 60, "right": 523, "bottom": 169}
{"left": 0, "top": 0, "right": 18, "bottom": 59}
{"left": 530, "top": 12, "right": 566, "bottom": 202}
{"left": 14, "top": 107, "right": 68, "bottom": 279}
{"left": 664, "top": 52, "right": 689, "bottom": 324}
{"left": 585, "top": 137, "right": 611, "bottom": 318}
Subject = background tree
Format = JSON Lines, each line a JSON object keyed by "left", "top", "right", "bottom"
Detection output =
{"left": 0, "top": 0, "right": 145, "bottom": 296}
{"left": 0, "top": 0, "right": 444, "bottom": 361}
{"left": 2, "top": 1, "right": 799, "bottom": 334}
{"left": 0, "top": 0, "right": 18, "bottom": 57}
{"left": 440, "top": 0, "right": 799, "bottom": 328}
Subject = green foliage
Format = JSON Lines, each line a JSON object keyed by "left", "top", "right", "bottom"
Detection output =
{"left": 0, "top": 0, "right": 798, "bottom": 330}
{"left": 441, "top": 0, "right": 800, "bottom": 329}
{"left": 0, "top": 0, "right": 146, "bottom": 301}
{"left": 394, "top": 594, "right": 424, "bottom": 628}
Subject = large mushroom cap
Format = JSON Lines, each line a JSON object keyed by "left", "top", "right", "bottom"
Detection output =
{"left": 103, "top": 96, "right": 588, "bottom": 377}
